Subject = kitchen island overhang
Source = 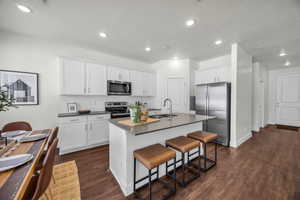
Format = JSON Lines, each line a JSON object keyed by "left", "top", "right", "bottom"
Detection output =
{"left": 108, "top": 113, "right": 215, "bottom": 196}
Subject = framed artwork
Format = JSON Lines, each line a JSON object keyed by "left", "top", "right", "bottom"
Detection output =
{"left": 67, "top": 103, "right": 78, "bottom": 113}
{"left": 0, "top": 70, "right": 39, "bottom": 105}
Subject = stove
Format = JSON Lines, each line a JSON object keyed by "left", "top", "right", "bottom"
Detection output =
{"left": 105, "top": 102, "right": 130, "bottom": 118}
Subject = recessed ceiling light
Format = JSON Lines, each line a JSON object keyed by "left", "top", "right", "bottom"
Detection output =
{"left": 173, "top": 56, "right": 179, "bottom": 60}
{"left": 185, "top": 19, "right": 195, "bottom": 27}
{"left": 99, "top": 32, "right": 107, "bottom": 38}
{"left": 145, "top": 47, "right": 151, "bottom": 52}
{"left": 285, "top": 61, "right": 291, "bottom": 66}
{"left": 17, "top": 4, "right": 32, "bottom": 13}
{"left": 215, "top": 40, "right": 223, "bottom": 45}
{"left": 279, "top": 50, "right": 287, "bottom": 57}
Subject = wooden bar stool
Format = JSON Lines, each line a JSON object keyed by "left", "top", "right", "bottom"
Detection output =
{"left": 187, "top": 131, "right": 218, "bottom": 172}
{"left": 133, "top": 143, "right": 177, "bottom": 200}
{"left": 165, "top": 136, "right": 200, "bottom": 187}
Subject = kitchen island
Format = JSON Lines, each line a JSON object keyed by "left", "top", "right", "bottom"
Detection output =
{"left": 108, "top": 113, "right": 215, "bottom": 196}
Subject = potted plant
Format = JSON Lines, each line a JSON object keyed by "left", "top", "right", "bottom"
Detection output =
{"left": 129, "top": 103, "right": 142, "bottom": 123}
{"left": 0, "top": 86, "right": 16, "bottom": 112}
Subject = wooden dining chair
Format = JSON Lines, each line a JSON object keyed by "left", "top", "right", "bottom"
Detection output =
{"left": 2, "top": 121, "right": 32, "bottom": 132}
{"left": 31, "top": 138, "right": 58, "bottom": 200}
{"left": 1, "top": 121, "right": 32, "bottom": 145}
{"left": 35, "top": 127, "right": 59, "bottom": 173}
{"left": 47, "top": 127, "right": 59, "bottom": 149}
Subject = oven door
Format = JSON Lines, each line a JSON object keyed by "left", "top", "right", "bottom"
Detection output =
{"left": 107, "top": 81, "right": 131, "bottom": 95}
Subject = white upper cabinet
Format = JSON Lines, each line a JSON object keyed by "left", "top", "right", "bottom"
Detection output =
{"left": 60, "top": 58, "right": 107, "bottom": 96}
{"left": 59, "top": 57, "right": 155, "bottom": 96}
{"left": 143, "top": 72, "right": 156, "bottom": 96}
{"left": 107, "top": 67, "right": 130, "bottom": 82}
{"left": 86, "top": 63, "right": 107, "bottom": 95}
{"left": 60, "top": 58, "right": 86, "bottom": 95}
{"left": 130, "top": 71, "right": 144, "bottom": 96}
{"left": 130, "top": 71, "right": 156, "bottom": 96}
{"left": 195, "top": 67, "right": 231, "bottom": 85}
{"left": 195, "top": 55, "right": 231, "bottom": 85}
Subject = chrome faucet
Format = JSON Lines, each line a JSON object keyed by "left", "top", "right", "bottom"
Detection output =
{"left": 163, "top": 98, "right": 173, "bottom": 119}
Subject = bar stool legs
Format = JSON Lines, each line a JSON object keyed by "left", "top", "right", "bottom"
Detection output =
{"left": 187, "top": 131, "right": 219, "bottom": 172}
{"left": 133, "top": 158, "right": 176, "bottom": 200}
{"left": 165, "top": 144, "right": 201, "bottom": 187}
{"left": 201, "top": 141, "right": 217, "bottom": 172}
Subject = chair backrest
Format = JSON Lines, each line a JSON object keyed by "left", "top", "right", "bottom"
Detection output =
{"left": 47, "top": 127, "right": 59, "bottom": 148}
{"left": 32, "top": 138, "right": 58, "bottom": 200}
{"left": 2, "top": 121, "right": 32, "bottom": 132}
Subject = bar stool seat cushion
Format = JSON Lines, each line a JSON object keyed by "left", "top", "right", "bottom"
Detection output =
{"left": 166, "top": 136, "right": 200, "bottom": 153}
{"left": 187, "top": 131, "right": 218, "bottom": 143}
{"left": 134, "top": 143, "right": 176, "bottom": 169}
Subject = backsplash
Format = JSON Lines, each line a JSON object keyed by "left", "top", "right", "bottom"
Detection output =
{"left": 59, "top": 96, "right": 156, "bottom": 113}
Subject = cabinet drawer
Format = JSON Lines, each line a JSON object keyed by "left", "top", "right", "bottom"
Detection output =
{"left": 88, "top": 114, "right": 110, "bottom": 121}
{"left": 58, "top": 116, "right": 87, "bottom": 124}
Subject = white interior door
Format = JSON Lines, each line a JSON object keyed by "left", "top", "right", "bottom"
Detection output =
{"left": 276, "top": 74, "right": 300, "bottom": 126}
{"left": 167, "top": 77, "right": 186, "bottom": 112}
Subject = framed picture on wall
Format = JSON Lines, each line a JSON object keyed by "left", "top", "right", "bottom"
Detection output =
{"left": 67, "top": 103, "right": 78, "bottom": 113}
{"left": 0, "top": 70, "right": 39, "bottom": 105}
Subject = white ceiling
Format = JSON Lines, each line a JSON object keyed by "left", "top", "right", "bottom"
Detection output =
{"left": 0, "top": 0, "right": 300, "bottom": 68}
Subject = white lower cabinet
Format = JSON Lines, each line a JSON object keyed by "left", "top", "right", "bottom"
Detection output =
{"left": 58, "top": 114, "right": 110, "bottom": 155}
{"left": 87, "top": 115, "right": 109, "bottom": 145}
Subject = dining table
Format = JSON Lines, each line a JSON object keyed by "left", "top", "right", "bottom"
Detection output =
{"left": 0, "top": 129, "right": 52, "bottom": 200}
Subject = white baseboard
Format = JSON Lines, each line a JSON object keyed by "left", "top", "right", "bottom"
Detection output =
{"left": 230, "top": 133, "right": 252, "bottom": 148}
{"left": 237, "top": 133, "right": 252, "bottom": 147}
{"left": 59, "top": 141, "right": 108, "bottom": 155}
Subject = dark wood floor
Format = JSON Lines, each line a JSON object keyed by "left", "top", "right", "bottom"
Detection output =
{"left": 55, "top": 127, "right": 300, "bottom": 200}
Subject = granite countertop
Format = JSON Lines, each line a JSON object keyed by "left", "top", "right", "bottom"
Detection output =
{"left": 109, "top": 113, "right": 215, "bottom": 136}
{"left": 57, "top": 111, "right": 110, "bottom": 118}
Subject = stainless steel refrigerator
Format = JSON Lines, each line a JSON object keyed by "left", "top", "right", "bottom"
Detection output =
{"left": 195, "top": 82, "right": 231, "bottom": 146}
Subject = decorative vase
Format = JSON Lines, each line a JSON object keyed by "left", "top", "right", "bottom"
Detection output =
{"left": 130, "top": 107, "right": 141, "bottom": 123}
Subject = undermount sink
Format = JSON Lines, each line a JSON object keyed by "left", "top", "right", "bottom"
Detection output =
{"left": 150, "top": 114, "right": 177, "bottom": 119}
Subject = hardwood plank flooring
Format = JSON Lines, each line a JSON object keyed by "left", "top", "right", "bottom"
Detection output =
{"left": 55, "top": 127, "right": 300, "bottom": 200}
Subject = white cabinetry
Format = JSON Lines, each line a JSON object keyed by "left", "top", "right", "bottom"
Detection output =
{"left": 87, "top": 115, "right": 110, "bottom": 145}
{"left": 130, "top": 71, "right": 156, "bottom": 96}
{"left": 60, "top": 58, "right": 107, "bottom": 95}
{"left": 195, "top": 67, "right": 231, "bottom": 85}
{"left": 59, "top": 117, "right": 87, "bottom": 151}
{"left": 58, "top": 114, "right": 110, "bottom": 155}
{"left": 60, "top": 58, "right": 86, "bottom": 95}
{"left": 130, "top": 71, "right": 144, "bottom": 96}
{"left": 86, "top": 63, "right": 107, "bottom": 95}
{"left": 107, "top": 67, "right": 130, "bottom": 82}
{"left": 143, "top": 72, "right": 156, "bottom": 96}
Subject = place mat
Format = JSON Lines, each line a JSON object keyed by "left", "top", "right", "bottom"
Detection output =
{"left": 0, "top": 154, "right": 33, "bottom": 172}
{"left": 118, "top": 118, "right": 160, "bottom": 127}
{"left": 19, "top": 134, "right": 48, "bottom": 143}
{"left": 1, "top": 130, "right": 29, "bottom": 138}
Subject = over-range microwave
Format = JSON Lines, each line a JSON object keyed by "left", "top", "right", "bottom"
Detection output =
{"left": 107, "top": 80, "right": 132, "bottom": 96}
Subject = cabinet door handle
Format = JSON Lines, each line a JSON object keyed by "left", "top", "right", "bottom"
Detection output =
{"left": 70, "top": 119, "right": 79, "bottom": 122}
{"left": 90, "top": 123, "right": 92, "bottom": 130}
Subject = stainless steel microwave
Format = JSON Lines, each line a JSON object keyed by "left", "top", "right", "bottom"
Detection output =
{"left": 107, "top": 81, "right": 132, "bottom": 95}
